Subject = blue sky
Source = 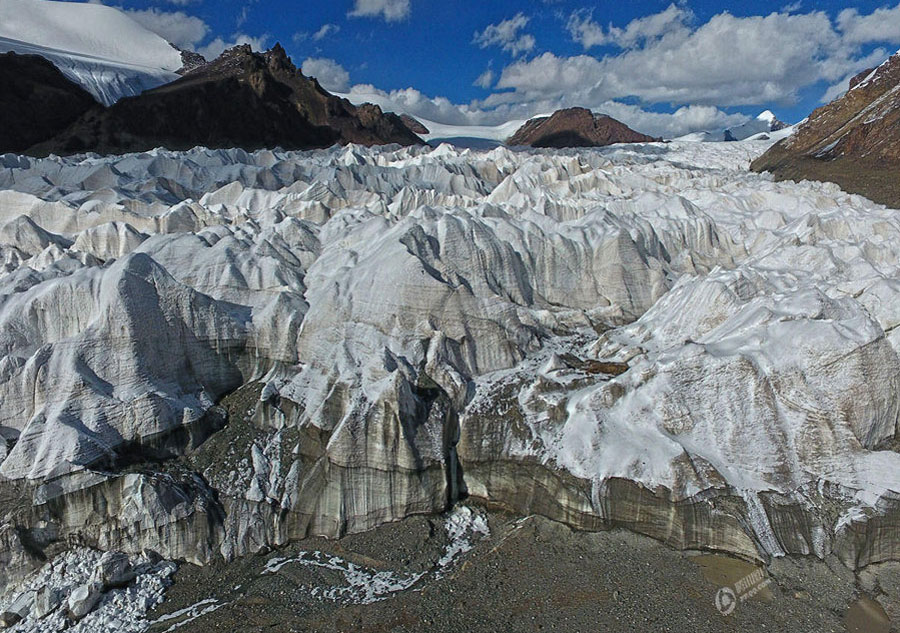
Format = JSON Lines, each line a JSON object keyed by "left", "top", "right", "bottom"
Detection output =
{"left": 79, "top": 0, "right": 900, "bottom": 136}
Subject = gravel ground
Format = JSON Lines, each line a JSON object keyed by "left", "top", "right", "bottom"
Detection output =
{"left": 147, "top": 504, "right": 895, "bottom": 633}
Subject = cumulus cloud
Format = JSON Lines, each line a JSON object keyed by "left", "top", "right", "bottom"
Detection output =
{"left": 567, "top": 4, "right": 691, "bottom": 50}
{"left": 837, "top": 4, "right": 900, "bottom": 45}
{"left": 122, "top": 8, "right": 209, "bottom": 50}
{"left": 302, "top": 57, "right": 351, "bottom": 92}
{"left": 197, "top": 33, "right": 268, "bottom": 61}
{"left": 473, "top": 13, "right": 536, "bottom": 56}
{"left": 499, "top": 6, "right": 900, "bottom": 109}
{"left": 349, "top": 0, "right": 410, "bottom": 22}
{"left": 339, "top": 84, "right": 491, "bottom": 126}
{"left": 596, "top": 103, "right": 749, "bottom": 139}
{"left": 335, "top": 80, "right": 746, "bottom": 138}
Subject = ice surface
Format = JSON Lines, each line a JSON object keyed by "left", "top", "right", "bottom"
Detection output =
{"left": 1, "top": 138, "right": 899, "bottom": 560}
{"left": 0, "top": 548, "right": 176, "bottom": 632}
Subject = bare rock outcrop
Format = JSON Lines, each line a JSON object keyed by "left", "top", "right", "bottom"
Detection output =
{"left": 507, "top": 107, "right": 658, "bottom": 148}
{"left": 399, "top": 114, "right": 430, "bottom": 135}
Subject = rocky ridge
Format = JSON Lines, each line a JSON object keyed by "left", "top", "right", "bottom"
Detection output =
{"left": 399, "top": 114, "right": 429, "bottom": 135}
{"left": 0, "top": 52, "right": 98, "bottom": 153}
{"left": 14, "top": 44, "right": 421, "bottom": 156}
{"left": 752, "top": 50, "right": 900, "bottom": 206}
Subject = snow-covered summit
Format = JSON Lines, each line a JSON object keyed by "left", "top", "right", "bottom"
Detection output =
{"left": 0, "top": 0, "right": 182, "bottom": 105}
{"left": 676, "top": 109, "right": 790, "bottom": 142}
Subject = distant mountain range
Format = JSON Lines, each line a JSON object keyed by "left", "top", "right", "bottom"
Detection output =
{"left": 676, "top": 110, "right": 790, "bottom": 142}
{"left": 0, "top": 0, "right": 802, "bottom": 156}
{"left": 0, "top": 0, "right": 421, "bottom": 155}
{"left": 24, "top": 43, "right": 420, "bottom": 156}
{"left": 1, "top": 43, "right": 423, "bottom": 155}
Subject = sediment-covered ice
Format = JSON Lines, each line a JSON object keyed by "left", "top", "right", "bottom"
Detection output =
{"left": 1, "top": 139, "right": 900, "bottom": 583}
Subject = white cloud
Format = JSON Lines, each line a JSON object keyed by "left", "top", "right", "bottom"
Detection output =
{"left": 500, "top": 7, "right": 900, "bottom": 109}
{"left": 837, "top": 4, "right": 900, "bottom": 45}
{"left": 302, "top": 57, "right": 351, "bottom": 92}
{"left": 197, "top": 33, "right": 268, "bottom": 61}
{"left": 312, "top": 23, "right": 340, "bottom": 41}
{"left": 336, "top": 81, "right": 748, "bottom": 139}
{"left": 474, "top": 69, "right": 494, "bottom": 89}
{"left": 348, "top": 0, "right": 410, "bottom": 22}
{"left": 596, "top": 102, "right": 749, "bottom": 139}
{"left": 122, "top": 8, "right": 209, "bottom": 50}
{"left": 473, "top": 13, "right": 536, "bottom": 56}
{"left": 567, "top": 4, "right": 691, "bottom": 50}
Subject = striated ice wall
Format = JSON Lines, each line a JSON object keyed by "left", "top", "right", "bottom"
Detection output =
{"left": 1, "top": 140, "right": 900, "bottom": 593}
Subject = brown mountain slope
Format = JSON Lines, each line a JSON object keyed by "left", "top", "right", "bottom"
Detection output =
{"left": 0, "top": 52, "right": 98, "bottom": 154}
{"left": 29, "top": 44, "right": 422, "bottom": 156}
{"left": 507, "top": 108, "right": 659, "bottom": 148}
{"left": 751, "top": 51, "right": 900, "bottom": 207}
{"left": 399, "top": 114, "right": 429, "bottom": 135}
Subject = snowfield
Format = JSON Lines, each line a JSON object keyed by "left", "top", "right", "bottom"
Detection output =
{"left": 0, "top": 0, "right": 182, "bottom": 105}
{"left": 1, "top": 139, "right": 900, "bottom": 577}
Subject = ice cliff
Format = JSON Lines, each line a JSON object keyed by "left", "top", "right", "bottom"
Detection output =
{"left": 1, "top": 140, "right": 900, "bottom": 596}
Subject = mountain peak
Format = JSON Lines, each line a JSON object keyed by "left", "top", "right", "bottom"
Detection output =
{"left": 264, "top": 42, "right": 294, "bottom": 72}
{"left": 19, "top": 43, "right": 423, "bottom": 155}
{"left": 507, "top": 107, "right": 658, "bottom": 148}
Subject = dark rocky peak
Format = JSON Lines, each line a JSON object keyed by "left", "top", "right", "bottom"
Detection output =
{"left": 178, "top": 49, "right": 207, "bottom": 74}
{"left": 168, "top": 42, "right": 207, "bottom": 75}
{"left": 264, "top": 42, "right": 295, "bottom": 73}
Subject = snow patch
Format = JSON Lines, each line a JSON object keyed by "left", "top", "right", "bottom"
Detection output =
{"left": 261, "top": 506, "right": 490, "bottom": 604}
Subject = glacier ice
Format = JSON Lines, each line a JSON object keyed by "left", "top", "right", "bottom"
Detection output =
{"left": 1, "top": 139, "right": 900, "bottom": 588}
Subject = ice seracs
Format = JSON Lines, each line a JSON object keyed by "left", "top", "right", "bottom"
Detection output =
{"left": 1, "top": 138, "right": 900, "bottom": 599}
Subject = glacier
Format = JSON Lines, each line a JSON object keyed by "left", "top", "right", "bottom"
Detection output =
{"left": 1, "top": 139, "right": 900, "bottom": 597}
